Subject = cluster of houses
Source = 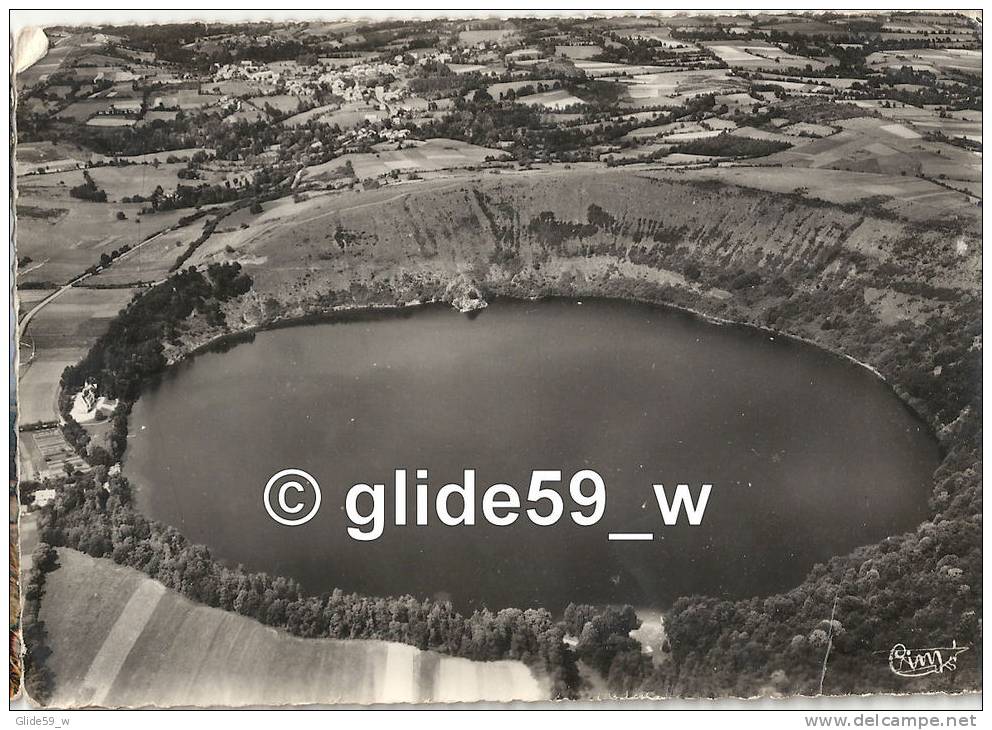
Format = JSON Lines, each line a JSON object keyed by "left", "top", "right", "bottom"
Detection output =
{"left": 213, "top": 60, "right": 280, "bottom": 84}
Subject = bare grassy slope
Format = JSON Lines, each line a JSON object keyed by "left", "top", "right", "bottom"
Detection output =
{"left": 216, "top": 169, "right": 975, "bottom": 301}
{"left": 40, "top": 549, "right": 547, "bottom": 708}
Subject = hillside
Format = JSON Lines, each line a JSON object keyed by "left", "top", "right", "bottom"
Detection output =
{"left": 174, "top": 169, "right": 979, "bottom": 433}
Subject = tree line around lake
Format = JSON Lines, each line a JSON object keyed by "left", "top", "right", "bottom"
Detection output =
{"left": 31, "top": 466, "right": 668, "bottom": 700}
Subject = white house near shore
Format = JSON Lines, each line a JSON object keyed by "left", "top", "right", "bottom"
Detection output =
{"left": 70, "top": 381, "right": 118, "bottom": 424}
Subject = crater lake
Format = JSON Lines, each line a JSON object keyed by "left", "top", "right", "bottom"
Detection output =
{"left": 124, "top": 299, "right": 939, "bottom": 612}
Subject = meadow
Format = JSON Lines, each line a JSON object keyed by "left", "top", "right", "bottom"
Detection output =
{"left": 18, "top": 287, "right": 139, "bottom": 424}
{"left": 38, "top": 549, "right": 546, "bottom": 707}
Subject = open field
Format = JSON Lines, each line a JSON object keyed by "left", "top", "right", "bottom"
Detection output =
{"left": 703, "top": 41, "right": 830, "bottom": 72}
{"left": 849, "top": 100, "right": 982, "bottom": 143}
{"left": 19, "top": 164, "right": 188, "bottom": 203}
{"left": 781, "top": 122, "right": 837, "bottom": 138}
{"left": 17, "top": 351, "right": 79, "bottom": 426}
{"left": 555, "top": 45, "right": 602, "bottom": 59}
{"left": 681, "top": 165, "right": 978, "bottom": 221}
{"left": 16, "top": 140, "right": 93, "bottom": 171}
{"left": 17, "top": 285, "right": 139, "bottom": 425}
{"left": 36, "top": 549, "right": 547, "bottom": 707}
{"left": 517, "top": 89, "right": 585, "bottom": 110}
{"left": 304, "top": 138, "right": 506, "bottom": 181}
{"left": 84, "top": 228, "right": 192, "bottom": 285}
{"left": 620, "top": 69, "right": 747, "bottom": 107}
{"left": 281, "top": 102, "right": 340, "bottom": 127}
{"left": 865, "top": 48, "right": 982, "bottom": 76}
{"left": 55, "top": 99, "right": 116, "bottom": 122}
{"left": 92, "top": 148, "right": 215, "bottom": 165}
{"left": 19, "top": 285, "right": 138, "bottom": 350}
{"left": 14, "top": 195, "right": 194, "bottom": 285}
{"left": 291, "top": 103, "right": 386, "bottom": 129}
{"left": 84, "top": 117, "right": 137, "bottom": 128}
{"left": 246, "top": 94, "right": 304, "bottom": 114}
{"left": 766, "top": 115, "right": 982, "bottom": 184}
{"left": 572, "top": 60, "right": 667, "bottom": 77}
{"left": 457, "top": 28, "right": 519, "bottom": 46}
{"left": 147, "top": 89, "right": 221, "bottom": 110}
{"left": 730, "top": 126, "right": 806, "bottom": 145}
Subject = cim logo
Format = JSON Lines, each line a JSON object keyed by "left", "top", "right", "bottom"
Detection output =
{"left": 887, "top": 642, "right": 968, "bottom": 678}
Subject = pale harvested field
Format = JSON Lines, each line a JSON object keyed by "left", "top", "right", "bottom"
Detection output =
{"left": 571, "top": 60, "right": 667, "bottom": 77}
{"left": 35, "top": 549, "right": 547, "bottom": 708}
{"left": 93, "top": 147, "right": 215, "bottom": 165}
{"left": 620, "top": 69, "right": 747, "bottom": 107}
{"left": 730, "top": 126, "right": 805, "bottom": 145}
{"left": 17, "top": 351, "right": 79, "bottom": 424}
{"left": 624, "top": 120, "right": 709, "bottom": 140}
{"left": 704, "top": 40, "right": 829, "bottom": 71}
{"left": 517, "top": 89, "right": 585, "bottom": 110}
{"left": 84, "top": 117, "right": 137, "bottom": 127}
{"left": 663, "top": 129, "right": 724, "bottom": 142}
{"left": 849, "top": 100, "right": 982, "bottom": 144}
{"left": 555, "top": 45, "right": 602, "bottom": 59}
{"left": 147, "top": 90, "right": 220, "bottom": 110}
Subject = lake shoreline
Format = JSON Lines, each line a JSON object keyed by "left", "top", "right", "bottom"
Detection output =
{"left": 120, "top": 291, "right": 938, "bottom": 612}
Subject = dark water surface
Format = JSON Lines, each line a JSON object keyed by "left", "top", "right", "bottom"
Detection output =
{"left": 125, "top": 299, "right": 938, "bottom": 612}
